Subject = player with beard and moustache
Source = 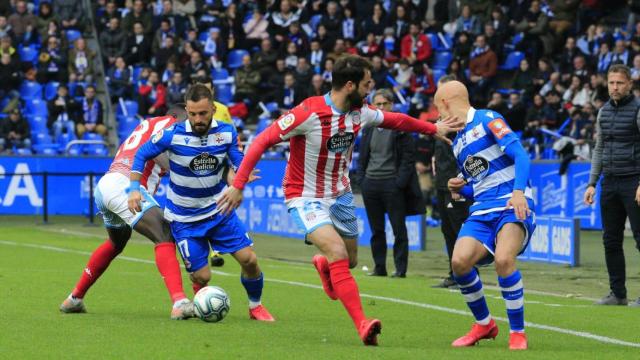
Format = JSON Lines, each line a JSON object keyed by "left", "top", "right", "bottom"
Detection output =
{"left": 217, "top": 55, "right": 464, "bottom": 345}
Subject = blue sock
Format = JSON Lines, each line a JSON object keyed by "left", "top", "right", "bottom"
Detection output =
{"left": 498, "top": 270, "right": 525, "bottom": 332}
{"left": 241, "top": 273, "right": 263, "bottom": 306}
{"left": 454, "top": 268, "right": 491, "bottom": 325}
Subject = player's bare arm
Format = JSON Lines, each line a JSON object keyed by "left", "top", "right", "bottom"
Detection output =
{"left": 127, "top": 172, "right": 143, "bottom": 214}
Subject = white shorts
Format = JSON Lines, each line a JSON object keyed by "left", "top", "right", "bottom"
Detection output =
{"left": 287, "top": 192, "right": 359, "bottom": 241}
{"left": 94, "top": 172, "right": 159, "bottom": 229}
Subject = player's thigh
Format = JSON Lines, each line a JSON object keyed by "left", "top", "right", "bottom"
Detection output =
{"left": 134, "top": 207, "right": 173, "bottom": 244}
{"left": 287, "top": 198, "right": 333, "bottom": 244}
{"left": 328, "top": 192, "right": 359, "bottom": 241}
{"left": 451, "top": 236, "right": 489, "bottom": 270}
{"left": 495, "top": 223, "right": 526, "bottom": 260}
{"left": 307, "top": 224, "right": 349, "bottom": 262}
{"left": 208, "top": 213, "right": 254, "bottom": 255}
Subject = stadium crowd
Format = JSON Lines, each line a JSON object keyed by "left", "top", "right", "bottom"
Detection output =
{"left": 0, "top": 0, "right": 636, "bottom": 163}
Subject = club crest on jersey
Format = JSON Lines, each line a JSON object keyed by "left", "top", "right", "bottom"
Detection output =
{"left": 189, "top": 152, "right": 219, "bottom": 175}
{"left": 278, "top": 113, "right": 295, "bottom": 130}
{"left": 152, "top": 130, "right": 163, "bottom": 143}
{"left": 488, "top": 118, "right": 511, "bottom": 139}
{"left": 327, "top": 130, "right": 355, "bottom": 153}
{"left": 351, "top": 111, "right": 361, "bottom": 125}
{"left": 463, "top": 155, "right": 490, "bottom": 181}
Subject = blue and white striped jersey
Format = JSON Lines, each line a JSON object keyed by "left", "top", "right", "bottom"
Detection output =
{"left": 452, "top": 107, "right": 534, "bottom": 215}
{"left": 132, "top": 119, "right": 243, "bottom": 222}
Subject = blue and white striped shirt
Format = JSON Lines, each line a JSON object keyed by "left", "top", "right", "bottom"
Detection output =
{"left": 132, "top": 119, "right": 243, "bottom": 222}
{"left": 452, "top": 107, "right": 534, "bottom": 216}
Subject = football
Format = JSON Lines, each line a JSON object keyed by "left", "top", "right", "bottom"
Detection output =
{"left": 193, "top": 286, "right": 231, "bottom": 322}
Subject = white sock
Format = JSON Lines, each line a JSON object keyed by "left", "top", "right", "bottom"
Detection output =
{"left": 476, "top": 315, "right": 492, "bottom": 326}
{"left": 249, "top": 300, "right": 261, "bottom": 309}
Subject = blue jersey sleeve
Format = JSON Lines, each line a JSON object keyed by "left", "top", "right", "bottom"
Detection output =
{"left": 483, "top": 114, "right": 519, "bottom": 150}
{"left": 503, "top": 140, "right": 530, "bottom": 191}
{"left": 132, "top": 127, "right": 174, "bottom": 174}
{"left": 227, "top": 126, "right": 244, "bottom": 170}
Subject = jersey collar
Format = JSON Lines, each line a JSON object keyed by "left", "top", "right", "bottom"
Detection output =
{"left": 466, "top": 107, "right": 476, "bottom": 124}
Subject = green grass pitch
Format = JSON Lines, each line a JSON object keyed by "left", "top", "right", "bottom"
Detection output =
{"left": 1, "top": 216, "right": 639, "bottom": 359}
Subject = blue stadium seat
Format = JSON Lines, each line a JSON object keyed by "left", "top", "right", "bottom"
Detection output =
{"left": 212, "top": 68, "right": 229, "bottom": 80}
{"left": 56, "top": 132, "right": 76, "bottom": 152}
{"left": 14, "top": 147, "right": 33, "bottom": 155}
{"left": 499, "top": 51, "right": 525, "bottom": 71}
{"left": 309, "top": 14, "right": 323, "bottom": 33}
{"left": 432, "top": 51, "right": 453, "bottom": 70}
{"left": 24, "top": 99, "right": 48, "bottom": 117}
{"left": 426, "top": 33, "right": 440, "bottom": 51}
{"left": 33, "top": 144, "right": 58, "bottom": 155}
{"left": 28, "top": 116, "right": 48, "bottom": 133}
{"left": 66, "top": 30, "right": 82, "bottom": 43}
{"left": 32, "top": 132, "right": 52, "bottom": 145}
{"left": 265, "top": 102, "right": 279, "bottom": 114}
{"left": 255, "top": 117, "right": 272, "bottom": 135}
{"left": 227, "top": 49, "right": 249, "bottom": 69}
{"left": 19, "top": 46, "right": 38, "bottom": 63}
{"left": 19, "top": 81, "right": 43, "bottom": 99}
{"left": 432, "top": 69, "right": 446, "bottom": 83}
{"left": 215, "top": 83, "right": 233, "bottom": 104}
{"left": 131, "top": 66, "right": 143, "bottom": 83}
{"left": 84, "top": 144, "right": 109, "bottom": 156}
{"left": 116, "top": 100, "right": 139, "bottom": 117}
{"left": 83, "top": 132, "right": 102, "bottom": 141}
{"left": 44, "top": 81, "right": 60, "bottom": 101}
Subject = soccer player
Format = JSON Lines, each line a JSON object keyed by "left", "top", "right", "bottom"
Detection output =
{"left": 60, "top": 106, "right": 194, "bottom": 320}
{"left": 217, "top": 55, "right": 463, "bottom": 345}
{"left": 434, "top": 81, "right": 534, "bottom": 350}
{"left": 127, "top": 84, "right": 274, "bottom": 321}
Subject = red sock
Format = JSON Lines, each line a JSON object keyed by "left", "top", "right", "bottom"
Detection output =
{"left": 154, "top": 243, "right": 187, "bottom": 303}
{"left": 72, "top": 239, "right": 119, "bottom": 298}
{"left": 192, "top": 282, "right": 204, "bottom": 295}
{"left": 329, "top": 259, "right": 366, "bottom": 328}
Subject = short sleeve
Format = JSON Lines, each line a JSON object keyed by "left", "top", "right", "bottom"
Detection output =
{"left": 483, "top": 116, "right": 518, "bottom": 150}
{"left": 360, "top": 104, "right": 384, "bottom": 128}
{"left": 275, "top": 103, "right": 311, "bottom": 141}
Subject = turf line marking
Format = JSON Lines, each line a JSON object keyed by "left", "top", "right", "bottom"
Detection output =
{"left": 1, "top": 240, "right": 639, "bottom": 348}
{"left": 34, "top": 227, "right": 600, "bottom": 301}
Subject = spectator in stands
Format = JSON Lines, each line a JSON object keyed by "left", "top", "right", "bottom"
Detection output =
{"left": 287, "top": 21, "right": 309, "bottom": 53}
{"left": 342, "top": 6, "right": 357, "bottom": 41}
{"left": 283, "top": 41, "right": 299, "bottom": 69}
{"left": 487, "top": 91, "right": 508, "bottom": 114}
{"left": 401, "top": 22, "right": 432, "bottom": 66}
{"left": 233, "top": 54, "right": 260, "bottom": 105}
{"left": 524, "top": 93, "right": 548, "bottom": 138}
{"left": 558, "top": 37, "right": 585, "bottom": 74}
{"left": 505, "top": 92, "right": 527, "bottom": 132}
{"left": 357, "top": 88, "right": 424, "bottom": 278}
{"left": 166, "top": 71, "right": 186, "bottom": 107}
{"left": 597, "top": 42, "right": 614, "bottom": 74}
{"left": 563, "top": 75, "right": 592, "bottom": 107}
{"left": 243, "top": 10, "right": 269, "bottom": 50}
{"left": 0, "top": 36, "right": 17, "bottom": 65}
{"left": 153, "top": 35, "right": 179, "bottom": 72}
{"left": 252, "top": 38, "right": 278, "bottom": 80}
{"left": 362, "top": 3, "right": 388, "bottom": 37}
{"left": 37, "top": 36, "right": 67, "bottom": 84}
{"left": 326, "top": 38, "right": 347, "bottom": 62}
{"left": 320, "top": 1, "right": 342, "bottom": 40}
{"left": 203, "top": 28, "right": 226, "bottom": 68}
{"left": 173, "top": 0, "right": 197, "bottom": 36}
{"left": 100, "top": 17, "right": 127, "bottom": 68}
{"left": 122, "top": 0, "right": 152, "bottom": 35}
{"left": 370, "top": 55, "right": 390, "bottom": 89}
{"left": 315, "top": 24, "right": 334, "bottom": 53}
{"left": 220, "top": 3, "right": 244, "bottom": 50}
{"left": 453, "top": 31, "right": 472, "bottom": 69}
{"left": 76, "top": 85, "right": 106, "bottom": 138}
{"left": 611, "top": 39, "right": 633, "bottom": 67}
{"left": 446, "top": 59, "right": 468, "bottom": 85}
{"left": 138, "top": 70, "right": 166, "bottom": 117}
{"left": 359, "top": 33, "right": 383, "bottom": 58}
{"left": 276, "top": 72, "right": 304, "bottom": 113}
{"left": 96, "top": 1, "right": 119, "bottom": 34}
{"left": 34, "top": 2, "right": 57, "bottom": 40}
{"left": 489, "top": 7, "right": 509, "bottom": 43}
{"left": 308, "top": 73, "right": 329, "bottom": 97}
{"left": 47, "top": 84, "right": 77, "bottom": 137}
{"left": 54, "top": 0, "right": 85, "bottom": 31}
{"left": 153, "top": 1, "right": 176, "bottom": 34}
{"left": 632, "top": 54, "right": 640, "bottom": 81}
{"left": 308, "top": 39, "right": 325, "bottom": 72}
{"left": 269, "top": 0, "right": 302, "bottom": 45}
{"left": 482, "top": 23, "right": 504, "bottom": 62}
{"left": 548, "top": 0, "right": 580, "bottom": 39}
{"left": 107, "top": 56, "right": 132, "bottom": 101}
{"left": 152, "top": 18, "right": 177, "bottom": 54}
{"left": 125, "top": 22, "right": 151, "bottom": 67}
{"left": 0, "top": 52, "right": 20, "bottom": 103}
{"left": 454, "top": 5, "right": 481, "bottom": 36}
{"left": 393, "top": 58, "right": 413, "bottom": 93}
{"left": 267, "top": 58, "right": 287, "bottom": 99}
{"left": 468, "top": 34, "right": 497, "bottom": 105}
{"left": 161, "top": 60, "right": 176, "bottom": 83}
{"left": 515, "top": 0, "right": 550, "bottom": 61}
{"left": 7, "top": 0, "right": 35, "bottom": 39}
{"left": 543, "top": 90, "right": 568, "bottom": 129}
{"left": 0, "top": 108, "right": 30, "bottom": 153}
{"left": 68, "top": 38, "right": 95, "bottom": 84}
{"left": 390, "top": 4, "right": 410, "bottom": 39}
{"left": 584, "top": 64, "right": 640, "bottom": 307}
{"left": 183, "top": 50, "right": 209, "bottom": 84}
{"left": 409, "top": 63, "right": 436, "bottom": 113}
{"left": 0, "top": 16, "right": 13, "bottom": 40}
{"left": 294, "top": 57, "right": 313, "bottom": 86}
{"left": 510, "top": 59, "right": 535, "bottom": 101}
{"left": 590, "top": 73, "right": 610, "bottom": 103}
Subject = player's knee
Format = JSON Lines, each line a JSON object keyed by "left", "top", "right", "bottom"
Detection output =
{"left": 238, "top": 252, "right": 258, "bottom": 271}
{"left": 190, "top": 269, "right": 210, "bottom": 285}
{"left": 348, "top": 258, "right": 358, "bottom": 269}
{"left": 494, "top": 255, "right": 515, "bottom": 276}
{"left": 451, "top": 255, "right": 472, "bottom": 275}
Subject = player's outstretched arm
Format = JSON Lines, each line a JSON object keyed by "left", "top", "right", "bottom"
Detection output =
{"left": 379, "top": 111, "right": 463, "bottom": 144}
{"left": 503, "top": 141, "right": 531, "bottom": 220}
{"left": 217, "top": 123, "right": 284, "bottom": 215}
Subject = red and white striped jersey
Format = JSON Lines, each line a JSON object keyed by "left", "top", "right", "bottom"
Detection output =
{"left": 276, "top": 94, "right": 383, "bottom": 200}
{"left": 109, "top": 115, "right": 177, "bottom": 194}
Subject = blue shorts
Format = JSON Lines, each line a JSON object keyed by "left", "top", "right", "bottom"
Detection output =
{"left": 458, "top": 209, "right": 536, "bottom": 265}
{"left": 287, "top": 192, "right": 359, "bottom": 243}
{"left": 171, "top": 212, "right": 252, "bottom": 272}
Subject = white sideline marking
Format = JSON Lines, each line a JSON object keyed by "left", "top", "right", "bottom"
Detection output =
{"left": 1, "top": 239, "right": 639, "bottom": 348}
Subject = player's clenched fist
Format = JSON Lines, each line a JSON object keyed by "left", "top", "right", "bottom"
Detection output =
{"left": 128, "top": 191, "right": 142, "bottom": 214}
{"left": 583, "top": 186, "right": 596, "bottom": 205}
{"left": 448, "top": 177, "right": 466, "bottom": 193}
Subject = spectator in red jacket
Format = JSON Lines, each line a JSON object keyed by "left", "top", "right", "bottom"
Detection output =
{"left": 138, "top": 71, "right": 166, "bottom": 117}
{"left": 400, "top": 22, "right": 432, "bottom": 65}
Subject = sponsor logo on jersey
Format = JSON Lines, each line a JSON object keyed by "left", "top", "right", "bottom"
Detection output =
{"left": 189, "top": 152, "right": 219, "bottom": 175}
{"left": 488, "top": 118, "right": 511, "bottom": 139}
{"left": 326, "top": 130, "right": 355, "bottom": 153}
{"left": 184, "top": 137, "right": 190, "bottom": 144}
{"left": 278, "top": 113, "right": 295, "bottom": 130}
{"left": 463, "top": 155, "right": 490, "bottom": 181}
{"left": 351, "top": 111, "right": 361, "bottom": 125}
{"left": 152, "top": 130, "right": 163, "bottom": 143}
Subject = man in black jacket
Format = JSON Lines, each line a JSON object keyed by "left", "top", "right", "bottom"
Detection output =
{"left": 357, "top": 89, "right": 425, "bottom": 278}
